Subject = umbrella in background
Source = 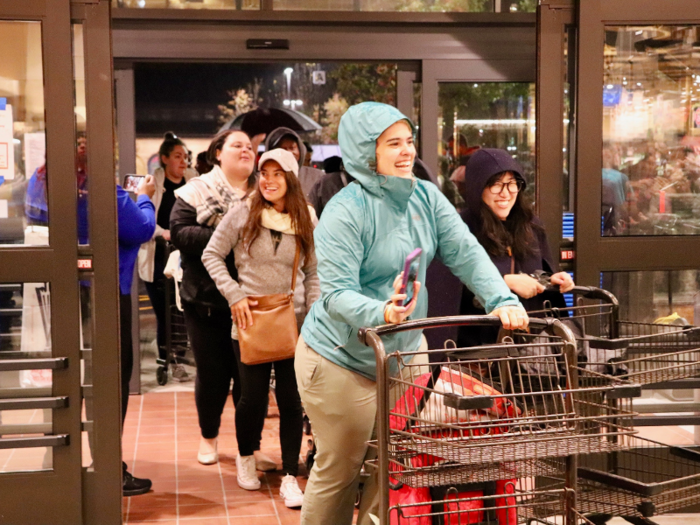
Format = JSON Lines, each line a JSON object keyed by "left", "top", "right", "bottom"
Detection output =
{"left": 220, "top": 107, "right": 322, "bottom": 137}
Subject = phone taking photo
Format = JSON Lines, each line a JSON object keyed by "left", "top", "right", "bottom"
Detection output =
{"left": 123, "top": 175, "right": 145, "bottom": 193}
{"left": 397, "top": 248, "right": 422, "bottom": 307}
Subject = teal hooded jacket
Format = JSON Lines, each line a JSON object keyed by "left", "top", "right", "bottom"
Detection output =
{"left": 300, "top": 102, "right": 521, "bottom": 380}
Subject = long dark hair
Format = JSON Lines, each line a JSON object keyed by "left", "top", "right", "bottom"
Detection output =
{"left": 241, "top": 167, "right": 315, "bottom": 258}
{"left": 206, "top": 129, "right": 256, "bottom": 188}
{"left": 474, "top": 172, "right": 542, "bottom": 260}
{"left": 159, "top": 131, "right": 186, "bottom": 168}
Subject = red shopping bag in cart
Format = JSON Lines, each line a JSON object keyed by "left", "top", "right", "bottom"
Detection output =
{"left": 432, "top": 487, "right": 485, "bottom": 525}
{"left": 390, "top": 366, "right": 520, "bottom": 469}
{"left": 388, "top": 479, "right": 432, "bottom": 525}
{"left": 494, "top": 479, "right": 517, "bottom": 525}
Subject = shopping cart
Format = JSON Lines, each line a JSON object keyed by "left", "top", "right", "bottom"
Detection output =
{"left": 541, "top": 435, "right": 700, "bottom": 525}
{"left": 535, "top": 285, "right": 700, "bottom": 387}
{"left": 156, "top": 248, "right": 194, "bottom": 386}
{"left": 359, "top": 315, "right": 640, "bottom": 525}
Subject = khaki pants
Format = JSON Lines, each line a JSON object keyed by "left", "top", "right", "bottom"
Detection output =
{"left": 295, "top": 335, "right": 429, "bottom": 525}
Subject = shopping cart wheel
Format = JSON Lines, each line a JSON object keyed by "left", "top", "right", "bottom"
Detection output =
{"left": 156, "top": 365, "right": 168, "bottom": 386}
{"left": 303, "top": 414, "right": 312, "bottom": 435}
{"left": 584, "top": 515, "right": 612, "bottom": 525}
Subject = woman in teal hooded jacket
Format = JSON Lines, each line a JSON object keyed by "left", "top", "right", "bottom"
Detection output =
{"left": 295, "top": 102, "right": 528, "bottom": 525}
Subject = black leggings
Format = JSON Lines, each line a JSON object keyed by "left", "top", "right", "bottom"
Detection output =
{"left": 233, "top": 339, "right": 303, "bottom": 477}
{"left": 183, "top": 302, "right": 241, "bottom": 439}
{"left": 144, "top": 243, "right": 168, "bottom": 360}
{"left": 120, "top": 294, "right": 133, "bottom": 427}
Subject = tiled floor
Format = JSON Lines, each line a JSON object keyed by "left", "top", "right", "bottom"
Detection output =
{"left": 122, "top": 390, "right": 310, "bottom": 525}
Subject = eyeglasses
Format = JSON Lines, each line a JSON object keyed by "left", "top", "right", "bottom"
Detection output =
{"left": 488, "top": 180, "right": 523, "bottom": 194}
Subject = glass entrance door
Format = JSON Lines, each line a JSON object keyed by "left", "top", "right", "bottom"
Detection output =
{"left": 0, "top": 1, "right": 122, "bottom": 523}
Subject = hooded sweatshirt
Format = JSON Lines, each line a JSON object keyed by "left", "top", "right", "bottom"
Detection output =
{"left": 457, "top": 148, "right": 566, "bottom": 347}
{"left": 264, "top": 127, "right": 324, "bottom": 198}
{"left": 300, "top": 102, "right": 521, "bottom": 381}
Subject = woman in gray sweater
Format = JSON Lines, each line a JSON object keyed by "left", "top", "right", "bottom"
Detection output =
{"left": 202, "top": 148, "right": 319, "bottom": 508}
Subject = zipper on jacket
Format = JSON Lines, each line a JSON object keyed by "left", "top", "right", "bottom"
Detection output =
{"left": 507, "top": 246, "right": 515, "bottom": 275}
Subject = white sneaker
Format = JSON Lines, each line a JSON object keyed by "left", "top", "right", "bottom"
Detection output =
{"left": 254, "top": 450, "right": 277, "bottom": 472}
{"left": 171, "top": 364, "right": 191, "bottom": 382}
{"left": 197, "top": 437, "right": 218, "bottom": 465}
{"left": 279, "top": 474, "right": 304, "bottom": 508}
{"left": 236, "top": 454, "right": 261, "bottom": 491}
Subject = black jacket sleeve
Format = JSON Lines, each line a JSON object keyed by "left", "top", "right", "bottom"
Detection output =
{"left": 170, "top": 198, "right": 213, "bottom": 257}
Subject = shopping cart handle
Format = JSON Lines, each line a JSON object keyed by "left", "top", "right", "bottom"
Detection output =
{"left": 357, "top": 315, "right": 563, "bottom": 344}
{"left": 442, "top": 393, "right": 494, "bottom": 411}
{"left": 568, "top": 286, "right": 619, "bottom": 306}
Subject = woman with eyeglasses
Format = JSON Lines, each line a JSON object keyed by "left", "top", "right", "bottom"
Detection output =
{"left": 457, "top": 148, "right": 575, "bottom": 347}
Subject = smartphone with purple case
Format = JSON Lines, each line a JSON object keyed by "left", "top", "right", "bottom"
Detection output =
{"left": 397, "top": 248, "right": 422, "bottom": 307}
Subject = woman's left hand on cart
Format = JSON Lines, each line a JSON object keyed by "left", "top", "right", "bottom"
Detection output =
{"left": 550, "top": 272, "right": 575, "bottom": 293}
{"left": 490, "top": 305, "right": 529, "bottom": 331}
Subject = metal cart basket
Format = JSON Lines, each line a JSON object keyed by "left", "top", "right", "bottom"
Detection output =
{"left": 359, "top": 315, "right": 641, "bottom": 525}
{"left": 536, "top": 286, "right": 700, "bottom": 387}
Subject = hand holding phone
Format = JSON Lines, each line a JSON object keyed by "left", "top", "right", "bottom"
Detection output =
{"left": 397, "top": 248, "right": 422, "bottom": 307}
{"left": 123, "top": 175, "right": 145, "bottom": 193}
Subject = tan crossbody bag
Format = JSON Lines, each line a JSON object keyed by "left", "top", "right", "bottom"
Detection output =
{"left": 238, "top": 243, "right": 300, "bottom": 365}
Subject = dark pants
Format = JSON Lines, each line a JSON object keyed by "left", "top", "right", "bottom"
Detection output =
{"left": 233, "top": 339, "right": 303, "bottom": 477}
{"left": 120, "top": 293, "right": 133, "bottom": 426}
{"left": 144, "top": 243, "right": 168, "bottom": 360}
{"left": 183, "top": 302, "right": 241, "bottom": 439}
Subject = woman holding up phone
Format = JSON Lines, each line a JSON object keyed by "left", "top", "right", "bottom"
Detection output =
{"left": 296, "top": 102, "right": 529, "bottom": 525}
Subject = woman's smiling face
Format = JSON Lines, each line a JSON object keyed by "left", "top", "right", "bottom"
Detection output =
{"left": 375, "top": 120, "right": 416, "bottom": 179}
{"left": 259, "top": 160, "right": 288, "bottom": 210}
{"left": 482, "top": 172, "right": 519, "bottom": 221}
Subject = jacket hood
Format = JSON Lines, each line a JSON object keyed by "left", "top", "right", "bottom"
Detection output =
{"left": 338, "top": 102, "right": 416, "bottom": 198}
{"left": 264, "top": 127, "right": 307, "bottom": 169}
{"left": 463, "top": 148, "right": 526, "bottom": 225}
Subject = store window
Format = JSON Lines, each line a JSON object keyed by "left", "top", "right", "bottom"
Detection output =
{"left": 113, "top": 0, "right": 260, "bottom": 9}
{"left": 437, "top": 82, "right": 536, "bottom": 210}
{"left": 112, "top": 0, "right": 536, "bottom": 11}
{"left": 0, "top": 21, "right": 48, "bottom": 247}
{"left": 602, "top": 25, "right": 700, "bottom": 237}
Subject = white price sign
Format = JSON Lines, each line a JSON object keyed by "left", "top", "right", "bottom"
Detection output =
{"left": 0, "top": 100, "right": 15, "bottom": 180}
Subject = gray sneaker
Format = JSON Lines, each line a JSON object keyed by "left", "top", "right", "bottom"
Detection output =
{"left": 171, "top": 364, "right": 191, "bottom": 382}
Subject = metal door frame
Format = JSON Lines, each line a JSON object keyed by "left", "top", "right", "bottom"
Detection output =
{"left": 575, "top": 0, "right": 700, "bottom": 286}
{"left": 0, "top": 1, "right": 122, "bottom": 523}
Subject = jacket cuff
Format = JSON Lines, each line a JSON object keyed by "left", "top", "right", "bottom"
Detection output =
{"left": 225, "top": 286, "right": 247, "bottom": 308}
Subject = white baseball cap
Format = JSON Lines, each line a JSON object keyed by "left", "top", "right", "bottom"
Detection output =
{"left": 258, "top": 148, "right": 299, "bottom": 177}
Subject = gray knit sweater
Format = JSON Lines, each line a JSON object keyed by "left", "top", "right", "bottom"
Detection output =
{"left": 202, "top": 201, "right": 320, "bottom": 339}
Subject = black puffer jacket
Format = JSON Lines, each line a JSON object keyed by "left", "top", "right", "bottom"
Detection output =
{"left": 170, "top": 198, "right": 237, "bottom": 310}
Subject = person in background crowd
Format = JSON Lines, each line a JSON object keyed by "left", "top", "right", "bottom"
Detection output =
{"left": 264, "top": 128, "right": 323, "bottom": 197}
{"left": 24, "top": 163, "right": 48, "bottom": 226}
{"left": 196, "top": 151, "right": 212, "bottom": 175}
{"left": 203, "top": 148, "right": 319, "bottom": 507}
{"left": 296, "top": 102, "right": 527, "bottom": 525}
{"left": 170, "top": 130, "right": 276, "bottom": 472}
{"left": 456, "top": 148, "right": 574, "bottom": 347}
{"left": 118, "top": 174, "right": 157, "bottom": 496}
{"left": 138, "top": 132, "right": 196, "bottom": 381}
{"left": 303, "top": 141, "right": 313, "bottom": 167}
{"left": 307, "top": 156, "right": 353, "bottom": 217}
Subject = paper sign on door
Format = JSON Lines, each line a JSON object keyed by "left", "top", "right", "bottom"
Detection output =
{"left": 0, "top": 101, "right": 15, "bottom": 180}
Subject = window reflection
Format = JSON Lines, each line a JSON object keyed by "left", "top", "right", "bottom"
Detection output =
{"left": 0, "top": 21, "right": 47, "bottom": 247}
{"left": 113, "top": 0, "right": 260, "bottom": 9}
{"left": 602, "top": 25, "right": 700, "bottom": 237}
{"left": 438, "top": 82, "right": 536, "bottom": 211}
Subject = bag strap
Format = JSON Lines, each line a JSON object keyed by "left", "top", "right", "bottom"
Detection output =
{"left": 290, "top": 241, "right": 301, "bottom": 293}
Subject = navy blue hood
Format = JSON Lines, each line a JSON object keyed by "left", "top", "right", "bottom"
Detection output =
{"left": 462, "top": 148, "right": 526, "bottom": 228}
